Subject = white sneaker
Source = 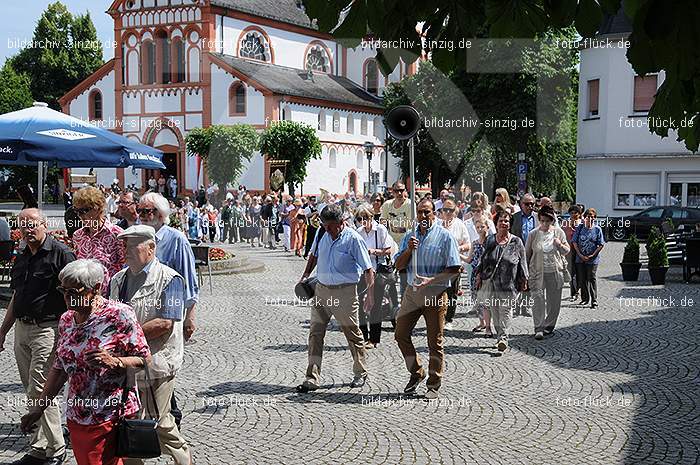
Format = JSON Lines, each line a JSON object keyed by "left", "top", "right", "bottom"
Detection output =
{"left": 534, "top": 331, "right": 544, "bottom": 340}
{"left": 444, "top": 322, "right": 453, "bottom": 331}
{"left": 424, "top": 389, "right": 439, "bottom": 400}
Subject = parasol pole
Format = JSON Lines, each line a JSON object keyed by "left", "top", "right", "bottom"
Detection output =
{"left": 37, "top": 161, "right": 44, "bottom": 209}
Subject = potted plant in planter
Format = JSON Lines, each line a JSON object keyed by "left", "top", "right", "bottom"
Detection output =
{"left": 620, "top": 234, "right": 641, "bottom": 281}
{"left": 646, "top": 226, "right": 669, "bottom": 284}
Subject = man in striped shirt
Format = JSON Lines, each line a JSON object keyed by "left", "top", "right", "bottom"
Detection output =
{"left": 394, "top": 198, "right": 461, "bottom": 400}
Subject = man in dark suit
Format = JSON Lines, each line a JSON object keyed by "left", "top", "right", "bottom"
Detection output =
{"left": 510, "top": 193, "right": 538, "bottom": 317}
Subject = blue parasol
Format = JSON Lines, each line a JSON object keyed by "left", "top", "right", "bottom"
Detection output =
{"left": 0, "top": 102, "right": 165, "bottom": 169}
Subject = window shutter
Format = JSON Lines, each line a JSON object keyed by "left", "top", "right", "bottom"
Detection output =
{"left": 633, "top": 75, "right": 657, "bottom": 112}
{"left": 588, "top": 79, "right": 599, "bottom": 115}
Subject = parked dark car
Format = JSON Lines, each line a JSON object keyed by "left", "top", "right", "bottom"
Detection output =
{"left": 604, "top": 206, "right": 700, "bottom": 241}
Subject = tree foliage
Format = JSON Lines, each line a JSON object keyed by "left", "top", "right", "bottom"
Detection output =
{"left": 0, "top": 63, "right": 33, "bottom": 114}
{"left": 303, "top": 0, "right": 700, "bottom": 151}
{"left": 259, "top": 121, "right": 322, "bottom": 195}
{"left": 383, "top": 30, "right": 578, "bottom": 200}
{"left": 186, "top": 125, "right": 259, "bottom": 201}
{"left": 1, "top": 2, "right": 102, "bottom": 199}
{"left": 9, "top": 1, "right": 103, "bottom": 110}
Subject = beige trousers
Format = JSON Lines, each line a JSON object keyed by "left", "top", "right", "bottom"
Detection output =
{"left": 305, "top": 283, "right": 368, "bottom": 386}
{"left": 14, "top": 320, "right": 66, "bottom": 459}
{"left": 124, "top": 376, "right": 191, "bottom": 465}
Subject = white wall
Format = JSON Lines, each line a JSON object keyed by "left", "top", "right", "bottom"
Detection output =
{"left": 578, "top": 46, "right": 691, "bottom": 156}
{"left": 215, "top": 16, "right": 337, "bottom": 72}
{"left": 68, "top": 70, "right": 116, "bottom": 128}
{"left": 210, "top": 62, "right": 266, "bottom": 124}
{"left": 576, "top": 156, "right": 700, "bottom": 216}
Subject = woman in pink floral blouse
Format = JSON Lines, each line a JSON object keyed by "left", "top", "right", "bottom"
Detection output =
{"left": 71, "top": 186, "right": 125, "bottom": 294}
{"left": 21, "top": 259, "right": 150, "bottom": 465}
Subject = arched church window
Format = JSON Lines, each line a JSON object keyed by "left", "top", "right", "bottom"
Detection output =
{"left": 239, "top": 31, "right": 271, "bottom": 62}
{"left": 306, "top": 44, "right": 330, "bottom": 72}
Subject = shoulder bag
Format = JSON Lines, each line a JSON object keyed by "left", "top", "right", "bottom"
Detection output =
{"left": 116, "top": 360, "right": 162, "bottom": 459}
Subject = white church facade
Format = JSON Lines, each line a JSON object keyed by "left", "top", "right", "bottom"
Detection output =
{"left": 60, "top": 0, "right": 415, "bottom": 196}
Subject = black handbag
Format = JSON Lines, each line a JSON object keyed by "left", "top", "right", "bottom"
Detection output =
{"left": 116, "top": 361, "right": 162, "bottom": 459}
{"left": 374, "top": 230, "right": 395, "bottom": 277}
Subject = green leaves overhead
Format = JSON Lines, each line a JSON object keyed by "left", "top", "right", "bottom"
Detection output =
{"left": 303, "top": 0, "right": 700, "bottom": 151}
{"left": 574, "top": 0, "right": 603, "bottom": 37}
{"left": 544, "top": 0, "right": 578, "bottom": 26}
{"left": 485, "top": 0, "right": 548, "bottom": 37}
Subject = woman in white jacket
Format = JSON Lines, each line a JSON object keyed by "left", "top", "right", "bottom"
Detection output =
{"left": 525, "top": 205, "right": 570, "bottom": 340}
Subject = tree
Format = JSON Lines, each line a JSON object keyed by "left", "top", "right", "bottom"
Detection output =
{"left": 303, "top": 0, "right": 700, "bottom": 152}
{"left": 186, "top": 125, "right": 259, "bottom": 204}
{"left": 259, "top": 121, "right": 322, "bottom": 195}
{"left": 383, "top": 30, "right": 578, "bottom": 200}
{"left": 9, "top": 1, "right": 103, "bottom": 110}
{"left": 0, "top": 63, "right": 33, "bottom": 114}
{"left": 1, "top": 2, "right": 103, "bottom": 200}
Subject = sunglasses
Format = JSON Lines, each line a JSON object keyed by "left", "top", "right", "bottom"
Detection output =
{"left": 393, "top": 189, "right": 405, "bottom": 193}
{"left": 116, "top": 201, "right": 135, "bottom": 206}
{"left": 523, "top": 202, "right": 534, "bottom": 206}
{"left": 137, "top": 208, "right": 157, "bottom": 216}
{"left": 417, "top": 209, "right": 433, "bottom": 215}
{"left": 57, "top": 286, "right": 86, "bottom": 296}
{"left": 440, "top": 208, "right": 455, "bottom": 213}
{"left": 74, "top": 207, "right": 93, "bottom": 215}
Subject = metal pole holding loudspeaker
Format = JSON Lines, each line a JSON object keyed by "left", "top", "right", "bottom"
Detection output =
{"left": 385, "top": 105, "right": 421, "bottom": 288}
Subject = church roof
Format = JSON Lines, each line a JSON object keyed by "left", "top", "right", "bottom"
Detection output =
{"left": 210, "top": 0, "right": 316, "bottom": 29}
{"left": 210, "top": 53, "right": 383, "bottom": 111}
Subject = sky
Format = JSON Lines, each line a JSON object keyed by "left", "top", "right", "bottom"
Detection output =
{"left": 1, "top": 1, "right": 115, "bottom": 65}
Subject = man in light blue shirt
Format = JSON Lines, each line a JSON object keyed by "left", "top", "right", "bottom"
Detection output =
{"left": 394, "top": 198, "right": 461, "bottom": 400}
{"left": 138, "top": 193, "right": 199, "bottom": 429}
{"left": 297, "top": 204, "right": 375, "bottom": 392}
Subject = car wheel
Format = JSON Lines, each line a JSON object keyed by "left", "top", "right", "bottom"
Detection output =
{"left": 612, "top": 226, "right": 627, "bottom": 241}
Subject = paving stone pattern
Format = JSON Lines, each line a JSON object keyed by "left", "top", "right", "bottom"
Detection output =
{"left": 0, "top": 241, "right": 698, "bottom": 464}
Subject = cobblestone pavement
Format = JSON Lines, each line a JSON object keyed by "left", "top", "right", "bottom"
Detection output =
{"left": 1, "top": 241, "right": 698, "bottom": 465}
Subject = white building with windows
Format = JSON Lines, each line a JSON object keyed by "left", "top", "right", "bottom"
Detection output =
{"left": 60, "top": 0, "right": 415, "bottom": 196}
{"left": 576, "top": 9, "right": 700, "bottom": 216}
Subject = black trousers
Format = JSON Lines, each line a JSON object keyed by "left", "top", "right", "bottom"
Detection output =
{"left": 304, "top": 225, "right": 318, "bottom": 257}
{"left": 445, "top": 274, "right": 461, "bottom": 322}
{"left": 358, "top": 274, "right": 386, "bottom": 343}
{"left": 576, "top": 263, "right": 598, "bottom": 304}
{"left": 171, "top": 392, "right": 182, "bottom": 428}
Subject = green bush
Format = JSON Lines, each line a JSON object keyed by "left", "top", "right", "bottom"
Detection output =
{"left": 647, "top": 227, "right": 669, "bottom": 268}
{"left": 622, "top": 234, "right": 640, "bottom": 264}
{"left": 646, "top": 225, "right": 663, "bottom": 250}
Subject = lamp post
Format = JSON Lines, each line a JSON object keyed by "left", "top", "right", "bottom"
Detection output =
{"left": 363, "top": 141, "right": 375, "bottom": 195}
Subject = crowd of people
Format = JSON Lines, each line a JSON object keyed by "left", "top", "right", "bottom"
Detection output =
{"left": 292, "top": 183, "right": 606, "bottom": 400}
{"left": 0, "top": 180, "right": 609, "bottom": 464}
{"left": 2, "top": 187, "right": 197, "bottom": 465}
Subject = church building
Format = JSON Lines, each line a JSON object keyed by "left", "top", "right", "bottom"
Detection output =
{"left": 60, "top": 0, "right": 416, "bottom": 196}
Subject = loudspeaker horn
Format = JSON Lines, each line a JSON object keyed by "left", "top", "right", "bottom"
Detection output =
{"left": 385, "top": 105, "right": 420, "bottom": 140}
